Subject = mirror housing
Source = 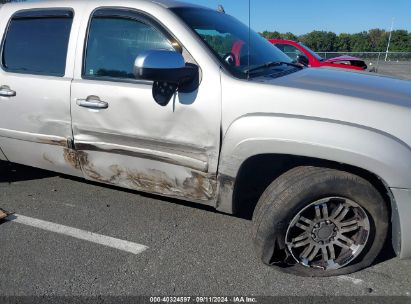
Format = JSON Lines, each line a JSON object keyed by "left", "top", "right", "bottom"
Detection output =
{"left": 134, "top": 50, "right": 199, "bottom": 106}
{"left": 296, "top": 54, "right": 309, "bottom": 66}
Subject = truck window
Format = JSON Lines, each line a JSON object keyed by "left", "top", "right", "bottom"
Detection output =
{"left": 84, "top": 12, "right": 174, "bottom": 80}
{"left": 171, "top": 7, "right": 292, "bottom": 79}
{"left": 1, "top": 10, "right": 73, "bottom": 77}
{"left": 275, "top": 44, "right": 304, "bottom": 61}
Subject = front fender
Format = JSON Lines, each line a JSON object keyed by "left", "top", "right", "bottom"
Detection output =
{"left": 217, "top": 114, "right": 411, "bottom": 213}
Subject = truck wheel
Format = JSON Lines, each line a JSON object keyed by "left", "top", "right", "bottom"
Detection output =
{"left": 252, "top": 166, "right": 388, "bottom": 277}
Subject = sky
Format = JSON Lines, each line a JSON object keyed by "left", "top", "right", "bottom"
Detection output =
{"left": 183, "top": 0, "right": 411, "bottom": 35}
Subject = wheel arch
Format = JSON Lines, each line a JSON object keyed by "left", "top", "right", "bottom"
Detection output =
{"left": 216, "top": 115, "right": 410, "bottom": 257}
{"left": 218, "top": 153, "right": 399, "bottom": 257}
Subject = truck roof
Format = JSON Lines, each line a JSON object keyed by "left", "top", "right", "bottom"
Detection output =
{"left": 2, "top": 0, "right": 206, "bottom": 10}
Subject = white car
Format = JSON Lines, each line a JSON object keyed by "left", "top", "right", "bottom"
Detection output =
{"left": 0, "top": 0, "right": 410, "bottom": 277}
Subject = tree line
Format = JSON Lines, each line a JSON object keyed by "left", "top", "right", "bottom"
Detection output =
{"left": 1, "top": 0, "right": 410, "bottom": 53}
{"left": 261, "top": 29, "right": 411, "bottom": 52}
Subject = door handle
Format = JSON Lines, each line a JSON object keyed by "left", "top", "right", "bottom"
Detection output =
{"left": 0, "top": 85, "right": 16, "bottom": 97}
{"left": 76, "top": 95, "right": 109, "bottom": 110}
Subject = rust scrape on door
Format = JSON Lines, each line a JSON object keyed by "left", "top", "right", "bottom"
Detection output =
{"left": 63, "top": 148, "right": 81, "bottom": 170}
{"left": 37, "top": 137, "right": 69, "bottom": 147}
{"left": 36, "top": 136, "right": 81, "bottom": 169}
{"left": 43, "top": 153, "right": 55, "bottom": 165}
{"left": 77, "top": 151, "right": 217, "bottom": 202}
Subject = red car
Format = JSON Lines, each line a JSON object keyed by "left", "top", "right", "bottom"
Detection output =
{"left": 269, "top": 39, "right": 368, "bottom": 71}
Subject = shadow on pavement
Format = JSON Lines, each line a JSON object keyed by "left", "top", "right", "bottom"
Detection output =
{"left": 0, "top": 160, "right": 56, "bottom": 184}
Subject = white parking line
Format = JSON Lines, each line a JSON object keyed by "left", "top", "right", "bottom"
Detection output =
{"left": 6, "top": 214, "right": 148, "bottom": 255}
{"left": 337, "top": 275, "right": 364, "bottom": 285}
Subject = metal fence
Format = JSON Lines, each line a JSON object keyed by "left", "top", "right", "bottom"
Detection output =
{"left": 315, "top": 52, "right": 411, "bottom": 75}
{"left": 316, "top": 52, "right": 411, "bottom": 61}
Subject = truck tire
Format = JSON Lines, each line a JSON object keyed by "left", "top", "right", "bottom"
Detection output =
{"left": 252, "top": 166, "right": 388, "bottom": 277}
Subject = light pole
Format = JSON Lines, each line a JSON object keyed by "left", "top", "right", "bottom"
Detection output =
{"left": 385, "top": 18, "right": 395, "bottom": 62}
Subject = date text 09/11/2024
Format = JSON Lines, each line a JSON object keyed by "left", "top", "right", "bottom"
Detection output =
{"left": 149, "top": 297, "right": 258, "bottom": 303}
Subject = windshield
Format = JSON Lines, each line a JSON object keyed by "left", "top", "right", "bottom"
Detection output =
{"left": 300, "top": 43, "right": 323, "bottom": 61}
{"left": 171, "top": 7, "right": 294, "bottom": 78}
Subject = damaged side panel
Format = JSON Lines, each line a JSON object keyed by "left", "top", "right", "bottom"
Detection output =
{"left": 216, "top": 174, "right": 236, "bottom": 213}
{"left": 0, "top": 136, "right": 83, "bottom": 177}
{"left": 76, "top": 150, "right": 218, "bottom": 205}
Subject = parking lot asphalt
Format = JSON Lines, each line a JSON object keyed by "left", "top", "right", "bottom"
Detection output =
{"left": 372, "top": 61, "right": 411, "bottom": 81}
{"left": 0, "top": 160, "right": 411, "bottom": 297}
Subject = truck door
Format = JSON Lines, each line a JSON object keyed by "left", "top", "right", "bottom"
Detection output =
{"left": 70, "top": 8, "right": 222, "bottom": 204}
{"left": 0, "top": 8, "right": 82, "bottom": 177}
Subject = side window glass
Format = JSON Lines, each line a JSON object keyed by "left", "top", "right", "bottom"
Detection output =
{"left": 84, "top": 15, "right": 174, "bottom": 80}
{"left": 2, "top": 10, "right": 73, "bottom": 76}
{"left": 282, "top": 45, "right": 304, "bottom": 61}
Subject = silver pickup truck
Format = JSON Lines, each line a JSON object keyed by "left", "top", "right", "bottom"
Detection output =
{"left": 0, "top": 0, "right": 410, "bottom": 277}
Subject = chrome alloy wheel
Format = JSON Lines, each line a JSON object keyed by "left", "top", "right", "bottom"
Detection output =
{"left": 285, "top": 197, "right": 371, "bottom": 270}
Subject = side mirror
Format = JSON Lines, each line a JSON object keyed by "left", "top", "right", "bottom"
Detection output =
{"left": 134, "top": 50, "right": 199, "bottom": 106}
{"left": 296, "top": 54, "right": 309, "bottom": 66}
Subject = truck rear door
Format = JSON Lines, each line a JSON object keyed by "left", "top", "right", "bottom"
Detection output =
{"left": 0, "top": 6, "right": 82, "bottom": 177}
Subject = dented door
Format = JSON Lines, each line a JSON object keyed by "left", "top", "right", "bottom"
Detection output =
{"left": 70, "top": 8, "right": 222, "bottom": 204}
